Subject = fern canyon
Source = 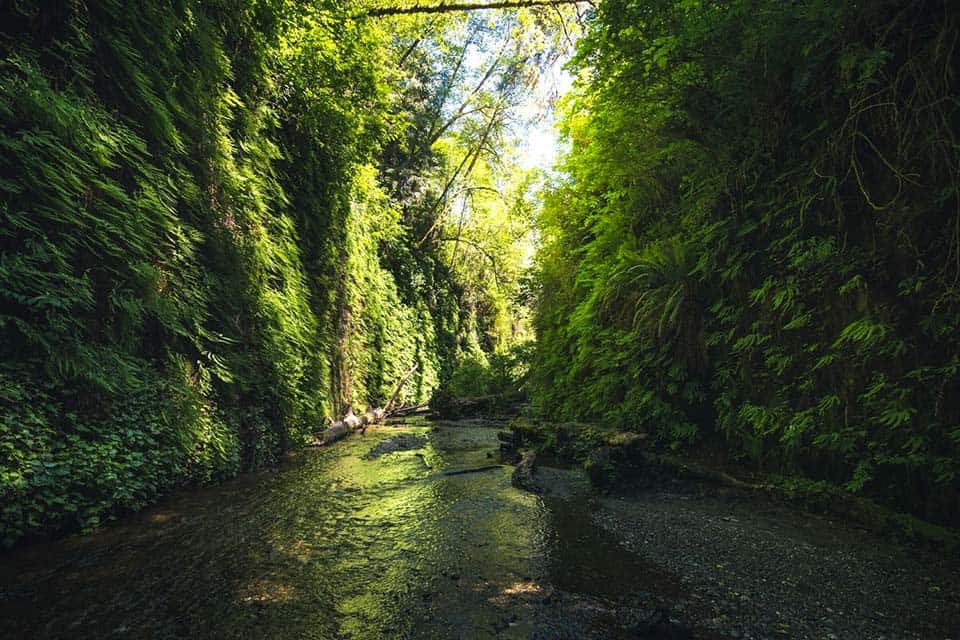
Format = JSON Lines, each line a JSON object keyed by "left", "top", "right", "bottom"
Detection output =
{"left": 1, "top": 1, "right": 959, "bottom": 638}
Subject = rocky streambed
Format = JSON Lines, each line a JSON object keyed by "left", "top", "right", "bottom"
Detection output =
{"left": 592, "top": 487, "right": 960, "bottom": 639}
{"left": 0, "top": 419, "right": 957, "bottom": 639}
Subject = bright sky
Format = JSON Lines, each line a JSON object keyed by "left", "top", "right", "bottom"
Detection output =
{"left": 454, "top": 15, "right": 575, "bottom": 174}
{"left": 515, "top": 57, "right": 573, "bottom": 172}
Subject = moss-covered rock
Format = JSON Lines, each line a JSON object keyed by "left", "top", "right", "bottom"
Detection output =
{"left": 584, "top": 432, "right": 649, "bottom": 490}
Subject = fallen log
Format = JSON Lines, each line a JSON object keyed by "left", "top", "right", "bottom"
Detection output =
{"left": 389, "top": 403, "right": 429, "bottom": 417}
{"left": 311, "top": 364, "right": 420, "bottom": 446}
{"left": 383, "top": 364, "right": 419, "bottom": 415}
{"left": 442, "top": 465, "right": 503, "bottom": 476}
{"left": 343, "top": 407, "right": 362, "bottom": 430}
{"left": 312, "top": 414, "right": 371, "bottom": 446}
{"left": 316, "top": 421, "right": 351, "bottom": 446}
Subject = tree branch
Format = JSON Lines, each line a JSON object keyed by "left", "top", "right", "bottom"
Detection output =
{"left": 438, "top": 235, "right": 506, "bottom": 289}
{"left": 417, "top": 101, "right": 505, "bottom": 247}
{"left": 366, "top": 0, "right": 591, "bottom": 17}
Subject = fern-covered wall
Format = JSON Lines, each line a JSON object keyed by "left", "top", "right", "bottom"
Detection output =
{"left": 0, "top": 1, "right": 473, "bottom": 546}
{"left": 532, "top": 0, "right": 960, "bottom": 525}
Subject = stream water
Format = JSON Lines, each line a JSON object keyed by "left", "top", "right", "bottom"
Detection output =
{"left": 0, "top": 420, "right": 682, "bottom": 639}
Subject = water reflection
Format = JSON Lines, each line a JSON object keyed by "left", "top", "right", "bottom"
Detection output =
{"left": 0, "top": 423, "right": 673, "bottom": 639}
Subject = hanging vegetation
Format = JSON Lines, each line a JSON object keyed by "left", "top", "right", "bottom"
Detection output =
{"left": 0, "top": 0, "right": 546, "bottom": 545}
{"left": 531, "top": 0, "right": 960, "bottom": 525}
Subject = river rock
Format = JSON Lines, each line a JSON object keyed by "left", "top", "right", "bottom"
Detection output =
{"left": 585, "top": 431, "right": 648, "bottom": 489}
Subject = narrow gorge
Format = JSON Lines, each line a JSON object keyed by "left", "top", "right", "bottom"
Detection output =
{"left": 1, "top": 1, "right": 958, "bottom": 638}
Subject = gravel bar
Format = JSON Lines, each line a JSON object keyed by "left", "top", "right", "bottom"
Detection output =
{"left": 594, "top": 487, "right": 960, "bottom": 639}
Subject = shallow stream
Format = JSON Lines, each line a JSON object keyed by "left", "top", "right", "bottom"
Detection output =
{"left": 0, "top": 420, "right": 678, "bottom": 639}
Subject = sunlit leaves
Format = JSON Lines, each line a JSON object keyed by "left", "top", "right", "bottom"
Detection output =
{"left": 0, "top": 0, "right": 460, "bottom": 545}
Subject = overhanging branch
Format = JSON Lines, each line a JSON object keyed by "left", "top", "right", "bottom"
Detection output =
{"left": 366, "top": 0, "right": 592, "bottom": 17}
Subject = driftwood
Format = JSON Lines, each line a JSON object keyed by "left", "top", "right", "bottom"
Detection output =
{"left": 648, "top": 454, "right": 771, "bottom": 492}
{"left": 311, "top": 364, "right": 420, "bottom": 446}
{"left": 441, "top": 465, "right": 503, "bottom": 476}
{"left": 383, "top": 364, "right": 420, "bottom": 415}
{"left": 511, "top": 451, "right": 541, "bottom": 493}
{"left": 313, "top": 407, "right": 361, "bottom": 446}
{"left": 388, "top": 403, "right": 429, "bottom": 417}
{"left": 319, "top": 421, "right": 351, "bottom": 446}
{"left": 343, "top": 408, "right": 362, "bottom": 430}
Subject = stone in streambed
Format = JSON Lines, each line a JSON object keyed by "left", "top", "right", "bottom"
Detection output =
{"left": 584, "top": 431, "right": 648, "bottom": 489}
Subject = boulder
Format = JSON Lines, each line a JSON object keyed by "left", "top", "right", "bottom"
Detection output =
{"left": 584, "top": 431, "right": 648, "bottom": 489}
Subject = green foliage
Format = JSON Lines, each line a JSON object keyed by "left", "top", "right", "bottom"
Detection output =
{"left": 443, "top": 342, "right": 533, "bottom": 398}
{"left": 0, "top": 366, "right": 237, "bottom": 546}
{"left": 0, "top": 0, "right": 301, "bottom": 544}
{"left": 0, "top": 0, "right": 513, "bottom": 545}
{"left": 532, "top": 0, "right": 960, "bottom": 524}
{"left": 429, "top": 341, "right": 533, "bottom": 418}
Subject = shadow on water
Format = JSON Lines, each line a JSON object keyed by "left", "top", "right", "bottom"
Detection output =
{"left": 0, "top": 422, "right": 687, "bottom": 639}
